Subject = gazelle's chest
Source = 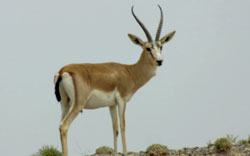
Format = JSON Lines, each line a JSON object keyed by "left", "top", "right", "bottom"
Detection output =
{"left": 85, "top": 89, "right": 119, "bottom": 109}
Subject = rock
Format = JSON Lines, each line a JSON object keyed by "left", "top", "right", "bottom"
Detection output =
{"left": 88, "top": 143, "right": 250, "bottom": 156}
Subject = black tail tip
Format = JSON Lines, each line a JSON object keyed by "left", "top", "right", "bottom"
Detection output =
{"left": 55, "top": 76, "right": 62, "bottom": 102}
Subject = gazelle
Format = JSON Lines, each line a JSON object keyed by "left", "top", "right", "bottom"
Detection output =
{"left": 54, "top": 5, "right": 175, "bottom": 156}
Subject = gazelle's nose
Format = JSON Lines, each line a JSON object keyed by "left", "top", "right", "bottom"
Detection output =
{"left": 156, "top": 60, "right": 163, "bottom": 66}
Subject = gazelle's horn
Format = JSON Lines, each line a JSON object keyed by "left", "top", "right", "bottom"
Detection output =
{"left": 131, "top": 6, "right": 153, "bottom": 42}
{"left": 155, "top": 5, "right": 163, "bottom": 41}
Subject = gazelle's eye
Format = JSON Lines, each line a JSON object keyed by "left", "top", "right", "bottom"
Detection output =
{"left": 146, "top": 48, "right": 151, "bottom": 52}
{"left": 160, "top": 46, "right": 163, "bottom": 50}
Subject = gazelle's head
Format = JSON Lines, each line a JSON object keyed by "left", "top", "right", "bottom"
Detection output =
{"left": 128, "top": 5, "right": 176, "bottom": 66}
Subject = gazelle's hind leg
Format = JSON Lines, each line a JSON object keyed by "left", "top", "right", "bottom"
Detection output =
{"left": 59, "top": 85, "right": 70, "bottom": 121}
{"left": 59, "top": 102, "right": 82, "bottom": 156}
{"left": 109, "top": 106, "right": 119, "bottom": 153}
{"left": 58, "top": 73, "right": 79, "bottom": 156}
{"left": 59, "top": 72, "right": 89, "bottom": 156}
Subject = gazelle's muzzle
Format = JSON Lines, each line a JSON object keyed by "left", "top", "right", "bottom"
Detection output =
{"left": 156, "top": 60, "right": 163, "bottom": 66}
{"left": 151, "top": 49, "right": 163, "bottom": 66}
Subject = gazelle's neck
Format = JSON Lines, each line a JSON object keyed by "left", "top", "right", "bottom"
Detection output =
{"left": 127, "top": 50, "right": 157, "bottom": 91}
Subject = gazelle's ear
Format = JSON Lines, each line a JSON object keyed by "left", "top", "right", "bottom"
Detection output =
{"left": 128, "top": 34, "right": 144, "bottom": 47}
{"left": 160, "top": 30, "right": 176, "bottom": 45}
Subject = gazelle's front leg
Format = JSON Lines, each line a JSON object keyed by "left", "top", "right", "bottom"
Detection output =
{"left": 109, "top": 106, "right": 118, "bottom": 153}
{"left": 117, "top": 100, "right": 127, "bottom": 154}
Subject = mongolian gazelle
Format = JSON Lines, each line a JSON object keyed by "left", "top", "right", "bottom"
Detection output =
{"left": 54, "top": 5, "right": 175, "bottom": 156}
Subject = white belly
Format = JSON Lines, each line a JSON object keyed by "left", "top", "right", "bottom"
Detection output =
{"left": 85, "top": 89, "right": 117, "bottom": 109}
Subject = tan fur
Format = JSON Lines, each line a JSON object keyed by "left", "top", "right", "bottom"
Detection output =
{"left": 58, "top": 50, "right": 157, "bottom": 99}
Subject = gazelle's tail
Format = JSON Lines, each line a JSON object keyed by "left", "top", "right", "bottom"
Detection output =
{"left": 54, "top": 74, "right": 62, "bottom": 102}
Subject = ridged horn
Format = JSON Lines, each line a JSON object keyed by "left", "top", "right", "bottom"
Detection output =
{"left": 155, "top": 5, "right": 163, "bottom": 41}
{"left": 131, "top": 6, "right": 153, "bottom": 42}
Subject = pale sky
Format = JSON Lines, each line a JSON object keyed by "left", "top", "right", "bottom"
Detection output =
{"left": 1, "top": 0, "right": 250, "bottom": 156}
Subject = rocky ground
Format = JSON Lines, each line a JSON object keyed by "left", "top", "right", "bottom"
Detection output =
{"left": 89, "top": 143, "right": 250, "bottom": 156}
